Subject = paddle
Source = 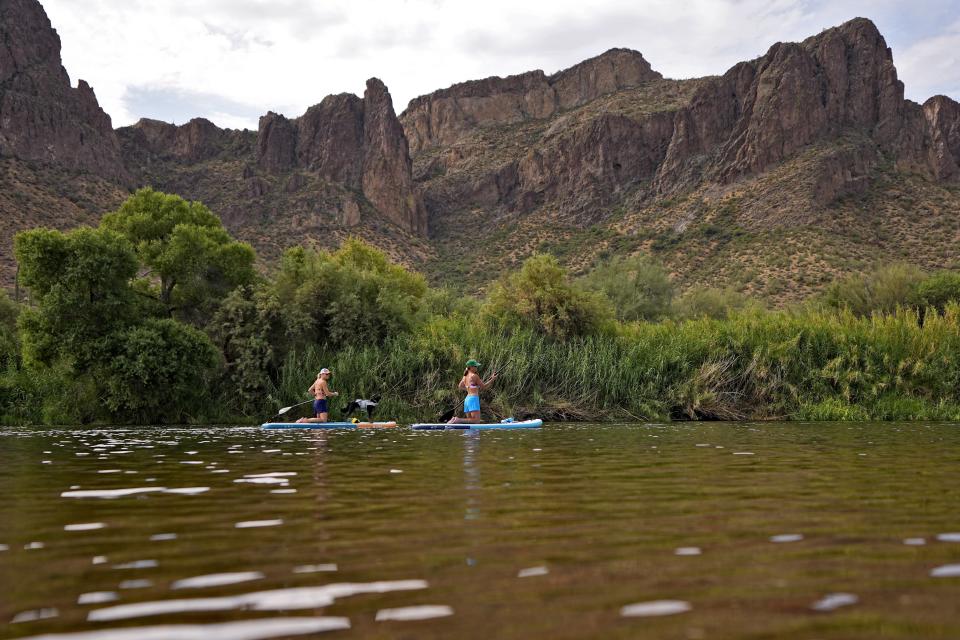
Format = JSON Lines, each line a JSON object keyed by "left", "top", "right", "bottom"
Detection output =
{"left": 276, "top": 399, "right": 314, "bottom": 417}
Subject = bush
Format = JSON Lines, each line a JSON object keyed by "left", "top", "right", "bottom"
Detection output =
{"left": 823, "top": 263, "right": 925, "bottom": 315}
{"left": 673, "top": 287, "right": 750, "bottom": 320}
{"left": 917, "top": 270, "right": 960, "bottom": 313}
{"left": 484, "top": 254, "right": 613, "bottom": 339}
{"left": 581, "top": 255, "right": 674, "bottom": 321}
{"left": 100, "top": 318, "right": 220, "bottom": 423}
{"left": 0, "top": 290, "right": 18, "bottom": 369}
{"left": 272, "top": 238, "right": 429, "bottom": 347}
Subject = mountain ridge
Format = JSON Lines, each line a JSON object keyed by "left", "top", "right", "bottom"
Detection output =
{"left": 1, "top": 0, "right": 959, "bottom": 303}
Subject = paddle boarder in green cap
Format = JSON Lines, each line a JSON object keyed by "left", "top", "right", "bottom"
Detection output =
{"left": 448, "top": 359, "right": 497, "bottom": 424}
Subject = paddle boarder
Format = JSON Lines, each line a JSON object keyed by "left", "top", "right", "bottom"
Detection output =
{"left": 296, "top": 368, "right": 339, "bottom": 423}
{"left": 448, "top": 359, "right": 496, "bottom": 424}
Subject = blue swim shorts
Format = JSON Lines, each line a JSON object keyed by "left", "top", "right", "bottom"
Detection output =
{"left": 313, "top": 398, "right": 328, "bottom": 415}
{"left": 464, "top": 395, "right": 481, "bottom": 413}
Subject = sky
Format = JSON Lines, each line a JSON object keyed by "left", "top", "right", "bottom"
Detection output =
{"left": 41, "top": 0, "right": 960, "bottom": 131}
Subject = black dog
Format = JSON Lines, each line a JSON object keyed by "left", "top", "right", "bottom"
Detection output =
{"left": 343, "top": 395, "right": 381, "bottom": 420}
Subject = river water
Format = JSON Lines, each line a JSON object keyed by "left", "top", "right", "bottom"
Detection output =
{"left": 1, "top": 422, "right": 958, "bottom": 639}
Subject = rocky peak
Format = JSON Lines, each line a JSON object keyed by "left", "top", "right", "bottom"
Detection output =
{"left": 400, "top": 48, "right": 661, "bottom": 153}
{"left": 0, "top": 0, "right": 127, "bottom": 181}
{"left": 252, "top": 78, "right": 426, "bottom": 234}
{"left": 362, "top": 77, "right": 427, "bottom": 234}
{"left": 654, "top": 17, "right": 914, "bottom": 189}
{"left": 920, "top": 95, "right": 960, "bottom": 180}
{"left": 257, "top": 111, "right": 297, "bottom": 173}
{"left": 122, "top": 117, "right": 230, "bottom": 163}
{"left": 295, "top": 93, "right": 365, "bottom": 184}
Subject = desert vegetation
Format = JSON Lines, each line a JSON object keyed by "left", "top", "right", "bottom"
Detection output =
{"left": 2, "top": 190, "right": 960, "bottom": 425}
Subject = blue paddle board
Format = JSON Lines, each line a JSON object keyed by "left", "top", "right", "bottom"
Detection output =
{"left": 411, "top": 419, "right": 542, "bottom": 431}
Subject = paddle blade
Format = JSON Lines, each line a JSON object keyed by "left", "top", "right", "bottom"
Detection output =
{"left": 438, "top": 407, "right": 455, "bottom": 422}
{"left": 277, "top": 406, "right": 292, "bottom": 415}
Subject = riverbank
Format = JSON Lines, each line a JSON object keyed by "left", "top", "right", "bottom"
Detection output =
{"left": 3, "top": 190, "right": 959, "bottom": 426}
{"left": 260, "top": 306, "right": 960, "bottom": 424}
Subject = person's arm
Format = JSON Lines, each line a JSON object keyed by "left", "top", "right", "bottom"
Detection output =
{"left": 480, "top": 372, "right": 497, "bottom": 390}
{"left": 320, "top": 380, "right": 338, "bottom": 397}
{"left": 458, "top": 376, "right": 468, "bottom": 391}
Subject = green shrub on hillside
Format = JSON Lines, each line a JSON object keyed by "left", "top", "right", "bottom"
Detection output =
{"left": 581, "top": 255, "right": 674, "bottom": 321}
{"left": 673, "top": 286, "right": 751, "bottom": 320}
{"left": 823, "top": 263, "right": 925, "bottom": 315}
{"left": 485, "top": 254, "right": 613, "bottom": 339}
{"left": 917, "top": 270, "right": 960, "bottom": 313}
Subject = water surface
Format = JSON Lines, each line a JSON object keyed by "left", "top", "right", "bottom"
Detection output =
{"left": 1, "top": 422, "right": 959, "bottom": 639}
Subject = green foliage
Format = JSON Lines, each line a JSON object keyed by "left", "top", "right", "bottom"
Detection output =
{"left": 673, "top": 286, "right": 751, "bottom": 320}
{"left": 14, "top": 226, "right": 138, "bottom": 367}
{"left": 0, "top": 290, "right": 19, "bottom": 369}
{"left": 101, "top": 188, "right": 256, "bottom": 323}
{"left": 100, "top": 318, "right": 220, "bottom": 423}
{"left": 581, "top": 255, "right": 674, "bottom": 321}
{"left": 209, "top": 285, "right": 295, "bottom": 416}
{"left": 823, "top": 263, "right": 926, "bottom": 315}
{"left": 792, "top": 399, "right": 870, "bottom": 421}
{"left": 917, "top": 270, "right": 960, "bottom": 313}
{"left": 14, "top": 221, "right": 221, "bottom": 424}
{"left": 273, "top": 238, "right": 428, "bottom": 347}
{"left": 266, "top": 303, "right": 960, "bottom": 423}
{"left": 484, "top": 254, "right": 613, "bottom": 339}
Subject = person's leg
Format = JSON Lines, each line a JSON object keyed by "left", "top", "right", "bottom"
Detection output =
{"left": 317, "top": 399, "right": 329, "bottom": 423}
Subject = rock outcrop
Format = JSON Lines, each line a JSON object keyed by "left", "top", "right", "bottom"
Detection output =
{"left": 121, "top": 117, "right": 238, "bottom": 163}
{"left": 252, "top": 79, "right": 426, "bottom": 234}
{"left": 654, "top": 18, "right": 911, "bottom": 190}
{"left": 0, "top": 0, "right": 127, "bottom": 181}
{"left": 401, "top": 48, "right": 661, "bottom": 153}
{"left": 411, "top": 17, "right": 960, "bottom": 230}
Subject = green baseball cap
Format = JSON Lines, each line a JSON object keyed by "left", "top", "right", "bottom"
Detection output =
{"left": 465, "top": 359, "right": 481, "bottom": 367}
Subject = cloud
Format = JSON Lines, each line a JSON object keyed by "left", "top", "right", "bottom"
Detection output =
{"left": 38, "top": 0, "right": 960, "bottom": 131}
{"left": 896, "top": 19, "right": 960, "bottom": 103}
{"left": 122, "top": 86, "right": 269, "bottom": 129}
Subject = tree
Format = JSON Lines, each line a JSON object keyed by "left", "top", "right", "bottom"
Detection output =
{"left": 581, "top": 255, "right": 674, "bottom": 321}
{"left": 14, "top": 225, "right": 220, "bottom": 423}
{"left": 272, "top": 238, "right": 428, "bottom": 347}
{"left": 484, "top": 254, "right": 612, "bottom": 339}
{"left": 209, "top": 285, "right": 296, "bottom": 414}
{"left": 14, "top": 227, "right": 138, "bottom": 367}
{"left": 0, "top": 290, "right": 19, "bottom": 369}
{"left": 100, "top": 318, "right": 220, "bottom": 423}
{"left": 101, "top": 188, "right": 256, "bottom": 323}
{"left": 917, "top": 270, "right": 960, "bottom": 313}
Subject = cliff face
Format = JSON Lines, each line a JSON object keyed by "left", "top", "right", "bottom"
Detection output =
{"left": 0, "top": 0, "right": 127, "bottom": 182}
{"left": 407, "top": 17, "right": 960, "bottom": 231}
{"left": 2, "top": 1, "right": 960, "bottom": 302}
{"left": 253, "top": 80, "right": 427, "bottom": 234}
{"left": 656, "top": 18, "right": 911, "bottom": 189}
{"left": 401, "top": 48, "right": 661, "bottom": 154}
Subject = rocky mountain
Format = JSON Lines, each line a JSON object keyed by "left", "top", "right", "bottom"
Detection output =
{"left": 1, "top": 0, "right": 959, "bottom": 303}
{"left": 403, "top": 18, "right": 960, "bottom": 299}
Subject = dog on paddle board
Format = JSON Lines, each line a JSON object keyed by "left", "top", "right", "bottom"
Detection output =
{"left": 343, "top": 395, "right": 381, "bottom": 421}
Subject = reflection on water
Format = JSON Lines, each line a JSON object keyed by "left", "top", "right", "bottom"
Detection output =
{"left": 1, "top": 422, "right": 959, "bottom": 639}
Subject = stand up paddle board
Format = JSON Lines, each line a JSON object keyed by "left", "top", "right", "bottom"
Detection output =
{"left": 262, "top": 421, "right": 397, "bottom": 430}
{"left": 411, "top": 419, "right": 542, "bottom": 431}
